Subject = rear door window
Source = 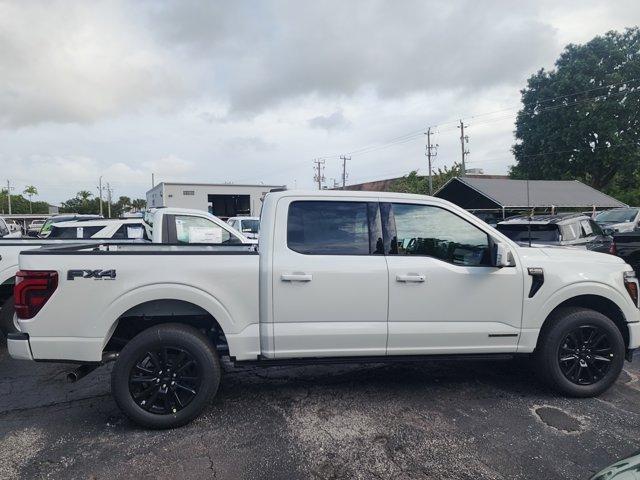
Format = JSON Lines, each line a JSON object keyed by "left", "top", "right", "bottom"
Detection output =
{"left": 173, "top": 215, "right": 236, "bottom": 244}
{"left": 496, "top": 224, "right": 560, "bottom": 242}
{"left": 287, "top": 201, "right": 371, "bottom": 255}
{"left": 560, "top": 222, "right": 580, "bottom": 241}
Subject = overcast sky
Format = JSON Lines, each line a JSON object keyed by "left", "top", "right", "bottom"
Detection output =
{"left": 0, "top": 0, "right": 638, "bottom": 204}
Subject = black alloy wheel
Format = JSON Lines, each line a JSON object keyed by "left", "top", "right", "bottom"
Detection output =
{"left": 129, "top": 347, "right": 201, "bottom": 415}
{"left": 112, "top": 323, "right": 221, "bottom": 429}
{"left": 558, "top": 325, "right": 614, "bottom": 385}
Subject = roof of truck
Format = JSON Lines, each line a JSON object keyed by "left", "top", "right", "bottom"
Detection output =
{"left": 498, "top": 213, "right": 589, "bottom": 226}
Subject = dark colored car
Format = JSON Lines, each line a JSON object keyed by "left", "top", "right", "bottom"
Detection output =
{"left": 610, "top": 231, "right": 640, "bottom": 277}
{"left": 496, "top": 213, "right": 612, "bottom": 253}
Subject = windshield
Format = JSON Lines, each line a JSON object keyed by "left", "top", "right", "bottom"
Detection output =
{"left": 240, "top": 219, "right": 260, "bottom": 234}
{"left": 496, "top": 224, "right": 560, "bottom": 243}
{"left": 595, "top": 208, "right": 639, "bottom": 224}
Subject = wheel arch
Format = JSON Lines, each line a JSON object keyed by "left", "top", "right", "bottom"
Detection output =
{"left": 101, "top": 284, "right": 237, "bottom": 355}
{"left": 536, "top": 294, "right": 630, "bottom": 351}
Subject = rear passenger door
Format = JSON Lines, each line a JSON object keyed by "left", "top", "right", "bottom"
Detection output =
{"left": 271, "top": 198, "right": 388, "bottom": 358}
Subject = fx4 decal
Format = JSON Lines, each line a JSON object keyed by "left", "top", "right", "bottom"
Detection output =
{"left": 67, "top": 269, "right": 117, "bottom": 281}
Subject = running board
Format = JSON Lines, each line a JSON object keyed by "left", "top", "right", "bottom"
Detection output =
{"left": 233, "top": 353, "right": 516, "bottom": 368}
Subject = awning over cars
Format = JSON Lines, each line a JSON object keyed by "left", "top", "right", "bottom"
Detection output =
{"left": 435, "top": 177, "right": 627, "bottom": 210}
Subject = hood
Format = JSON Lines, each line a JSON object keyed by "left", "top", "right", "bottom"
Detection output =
{"left": 516, "top": 245, "right": 625, "bottom": 266}
{"left": 601, "top": 222, "right": 636, "bottom": 233}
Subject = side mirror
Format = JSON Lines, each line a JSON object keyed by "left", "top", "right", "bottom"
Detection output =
{"left": 491, "top": 240, "right": 514, "bottom": 268}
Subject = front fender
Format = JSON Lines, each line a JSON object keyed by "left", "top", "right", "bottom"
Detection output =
{"left": 518, "top": 281, "right": 639, "bottom": 352}
{"left": 100, "top": 282, "right": 238, "bottom": 346}
{"left": 536, "top": 281, "right": 636, "bottom": 327}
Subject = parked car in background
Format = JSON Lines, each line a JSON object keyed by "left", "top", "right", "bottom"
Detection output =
{"left": 227, "top": 216, "right": 260, "bottom": 239}
{"left": 48, "top": 218, "right": 150, "bottom": 240}
{"left": 595, "top": 207, "right": 640, "bottom": 234}
{"left": 37, "top": 215, "right": 102, "bottom": 238}
{"left": 26, "top": 219, "right": 46, "bottom": 237}
{"left": 5, "top": 220, "right": 22, "bottom": 236}
{"left": 496, "top": 213, "right": 611, "bottom": 252}
{"left": 0, "top": 218, "right": 21, "bottom": 239}
{"left": 609, "top": 232, "right": 640, "bottom": 277}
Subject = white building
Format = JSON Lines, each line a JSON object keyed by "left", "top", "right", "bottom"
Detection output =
{"left": 146, "top": 182, "right": 284, "bottom": 219}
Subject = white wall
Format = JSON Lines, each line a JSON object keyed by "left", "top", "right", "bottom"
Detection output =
{"left": 147, "top": 183, "right": 283, "bottom": 216}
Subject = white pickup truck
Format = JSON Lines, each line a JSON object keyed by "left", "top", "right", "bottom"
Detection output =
{"left": 0, "top": 207, "right": 252, "bottom": 334}
{"left": 8, "top": 190, "right": 640, "bottom": 429}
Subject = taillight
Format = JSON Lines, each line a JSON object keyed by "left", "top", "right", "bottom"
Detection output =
{"left": 609, "top": 240, "right": 617, "bottom": 255}
{"left": 623, "top": 271, "right": 639, "bottom": 308}
{"left": 14, "top": 270, "right": 58, "bottom": 319}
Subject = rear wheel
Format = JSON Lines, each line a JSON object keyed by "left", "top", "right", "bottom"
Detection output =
{"left": 111, "top": 323, "right": 221, "bottom": 429}
{"left": 535, "top": 307, "right": 625, "bottom": 397}
{"left": 0, "top": 297, "right": 17, "bottom": 337}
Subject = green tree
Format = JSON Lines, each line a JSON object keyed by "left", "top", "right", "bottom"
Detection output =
{"left": 23, "top": 185, "right": 38, "bottom": 213}
{"left": 391, "top": 163, "right": 463, "bottom": 195}
{"left": 60, "top": 191, "right": 100, "bottom": 214}
{"left": 131, "top": 199, "right": 146, "bottom": 212}
{"left": 510, "top": 28, "right": 640, "bottom": 203}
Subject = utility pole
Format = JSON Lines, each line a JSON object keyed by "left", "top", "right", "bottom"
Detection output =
{"left": 339, "top": 155, "right": 350, "bottom": 190}
{"left": 97, "top": 176, "right": 104, "bottom": 217}
{"left": 106, "top": 183, "right": 113, "bottom": 218}
{"left": 6, "top": 180, "right": 11, "bottom": 215}
{"left": 151, "top": 173, "right": 155, "bottom": 188}
{"left": 424, "top": 128, "right": 438, "bottom": 195}
{"left": 458, "top": 120, "right": 469, "bottom": 176}
{"left": 313, "top": 159, "right": 325, "bottom": 190}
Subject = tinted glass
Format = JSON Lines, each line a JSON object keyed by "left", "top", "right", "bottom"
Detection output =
{"left": 0, "top": 219, "right": 8, "bottom": 237}
{"left": 240, "top": 219, "right": 260, "bottom": 234}
{"left": 49, "top": 225, "right": 104, "bottom": 239}
{"left": 496, "top": 224, "right": 560, "bottom": 242}
{"left": 392, "top": 203, "right": 490, "bottom": 266}
{"left": 174, "top": 215, "right": 235, "bottom": 244}
{"left": 287, "top": 201, "right": 370, "bottom": 255}
{"left": 595, "top": 208, "right": 639, "bottom": 223}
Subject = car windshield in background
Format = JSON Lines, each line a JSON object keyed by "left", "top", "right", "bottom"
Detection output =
{"left": 496, "top": 224, "right": 560, "bottom": 243}
{"left": 595, "top": 208, "right": 639, "bottom": 223}
{"left": 240, "top": 219, "right": 260, "bottom": 234}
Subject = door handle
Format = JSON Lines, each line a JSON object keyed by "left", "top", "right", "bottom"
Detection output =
{"left": 281, "top": 273, "right": 313, "bottom": 282}
{"left": 396, "top": 274, "right": 425, "bottom": 283}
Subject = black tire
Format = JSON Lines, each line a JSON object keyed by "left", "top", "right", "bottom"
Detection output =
{"left": 0, "top": 297, "right": 17, "bottom": 337}
{"left": 111, "top": 323, "right": 221, "bottom": 429}
{"left": 535, "top": 307, "right": 625, "bottom": 397}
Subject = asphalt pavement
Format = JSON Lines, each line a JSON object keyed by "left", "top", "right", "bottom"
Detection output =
{"left": 1, "top": 343, "right": 639, "bottom": 480}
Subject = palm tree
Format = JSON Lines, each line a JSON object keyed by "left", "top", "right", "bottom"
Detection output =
{"left": 77, "top": 190, "right": 93, "bottom": 201}
{"left": 23, "top": 185, "right": 38, "bottom": 213}
{"left": 131, "top": 199, "right": 147, "bottom": 212}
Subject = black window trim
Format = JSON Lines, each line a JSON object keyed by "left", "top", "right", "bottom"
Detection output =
{"left": 382, "top": 201, "right": 493, "bottom": 267}
{"left": 286, "top": 200, "right": 381, "bottom": 256}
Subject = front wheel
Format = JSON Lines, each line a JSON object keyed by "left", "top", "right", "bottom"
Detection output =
{"left": 111, "top": 323, "right": 221, "bottom": 429}
{"left": 535, "top": 307, "right": 625, "bottom": 397}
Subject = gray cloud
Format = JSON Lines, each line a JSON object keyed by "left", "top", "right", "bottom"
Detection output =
{"left": 308, "top": 110, "right": 350, "bottom": 131}
{"left": 150, "top": 0, "right": 559, "bottom": 114}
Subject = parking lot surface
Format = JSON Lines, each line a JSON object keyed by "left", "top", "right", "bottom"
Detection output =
{"left": 1, "top": 343, "right": 639, "bottom": 480}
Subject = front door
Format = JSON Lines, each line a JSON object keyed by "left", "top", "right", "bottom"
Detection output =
{"left": 384, "top": 202, "right": 524, "bottom": 355}
{"left": 271, "top": 198, "right": 388, "bottom": 358}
